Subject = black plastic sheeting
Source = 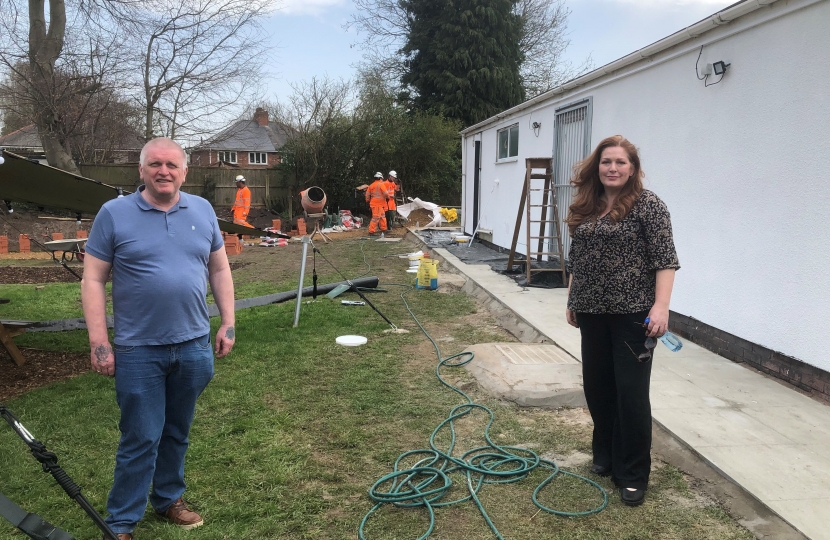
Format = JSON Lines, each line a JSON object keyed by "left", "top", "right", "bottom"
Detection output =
{"left": 27, "top": 277, "right": 380, "bottom": 332}
{"left": 419, "top": 230, "right": 565, "bottom": 289}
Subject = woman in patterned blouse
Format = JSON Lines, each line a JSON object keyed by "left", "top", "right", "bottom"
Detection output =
{"left": 564, "top": 135, "right": 680, "bottom": 507}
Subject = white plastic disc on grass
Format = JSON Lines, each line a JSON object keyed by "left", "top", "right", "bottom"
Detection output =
{"left": 336, "top": 335, "right": 367, "bottom": 347}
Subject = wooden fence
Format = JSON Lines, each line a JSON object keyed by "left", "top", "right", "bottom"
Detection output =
{"left": 78, "top": 165, "right": 295, "bottom": 208}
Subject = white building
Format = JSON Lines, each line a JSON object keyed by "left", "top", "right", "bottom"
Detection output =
{"left": 460, "top": 0, "right": 830, "bottom": 389}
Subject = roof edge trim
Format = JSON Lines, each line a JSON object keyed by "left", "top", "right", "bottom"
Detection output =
{"left": 460, "top": 0, "right": 780, "bottom": 135}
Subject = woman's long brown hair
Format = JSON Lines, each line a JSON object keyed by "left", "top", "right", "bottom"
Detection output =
{"left": 564, "top": 135, "right": 644, "bottom": 235}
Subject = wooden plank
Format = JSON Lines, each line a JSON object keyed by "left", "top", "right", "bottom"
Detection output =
{"left": 0, "top": 322, "right": 26, "bottom": 366}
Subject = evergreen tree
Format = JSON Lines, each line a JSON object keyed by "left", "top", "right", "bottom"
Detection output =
{"left": 401, "top": 0, "right": 525, "bottom": 127}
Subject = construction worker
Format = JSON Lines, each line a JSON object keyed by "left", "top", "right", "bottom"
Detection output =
{"left": 384, "top": 170, "right": 400, "bottom": 229}
{"left": 232, "top": 175, "right": 253, "bottom": 227}
{"left": 365, "top": 171, "right": 389, "bottom": 234}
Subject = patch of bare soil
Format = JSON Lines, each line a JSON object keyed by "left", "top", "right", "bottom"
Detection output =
{"left": 0, "top": 348, "right": 90, "bottom": 402}
{"left": 403, "top": 208, "right": 438, "bottom": 227}
{"left": 0, "top": 266, "right": 83, "bottom": 283}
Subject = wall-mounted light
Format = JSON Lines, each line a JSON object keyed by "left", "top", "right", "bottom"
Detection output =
{"left": 4, "top": 200, "right": 12, "bottom": 214}
{"left": 532, "top": 122, "right": 541, "bottom": 129}
{"left": 0, "top": 155, "right": 5, "bottom": 165}
{"left": 76, "top": 213, "right": 83, "bottom": 226}
{"left": 712, "top": 61, "right": 730, "bottom": 76}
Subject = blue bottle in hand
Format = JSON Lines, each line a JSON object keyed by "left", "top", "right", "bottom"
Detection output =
{"left": 644, "top": 317, "right": 683, "bottom": 352}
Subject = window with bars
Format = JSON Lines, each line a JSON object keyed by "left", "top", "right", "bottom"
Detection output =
{"left": 218, "top": 151, "right": 237, "bottom": 164}
{"left": 249, "top": 152, "right": 267, "bottom": 165}
{"left": 552, "top": 97, "right": 593, "bottom": 260}
{"left": 497, "top": 124, "right": 519, "bottom": 161}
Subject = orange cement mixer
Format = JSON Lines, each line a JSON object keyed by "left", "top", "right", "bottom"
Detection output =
{"left": 299, "top": 186, "right": 327, "bottom": 215}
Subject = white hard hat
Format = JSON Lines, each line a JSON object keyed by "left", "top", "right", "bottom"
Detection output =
{"left": 388, "top": 170, "right": 397, "bottom": 178}
{"left": 235, "top": 175, "right": 246, "bottom": 182}
{"left": 374, "top": 172, "right": 383, "bottom": 178}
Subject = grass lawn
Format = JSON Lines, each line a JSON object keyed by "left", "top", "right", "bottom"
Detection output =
{"left": 0, "top": 236, "right": 753, "bottom": 539}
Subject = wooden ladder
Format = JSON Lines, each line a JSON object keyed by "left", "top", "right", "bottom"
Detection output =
{"left": 506, "top": 158, "right": 567, "bottom": 285}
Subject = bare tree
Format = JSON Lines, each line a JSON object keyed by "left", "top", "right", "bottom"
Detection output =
{"left": 116, "top": 0, "right": 275, "bottom": 141}
{"left": 516, "top": 0, "right": 592, "bottom": 96}
{"left": 272, "top": 77, "right": 356, "bottom": 188}
{"left": 0, "top": 0, "right": 136, "bottom": 169}
{"left": 347, "top": 0, "right": 592, "bottom": 98}
{"left": 346, "top": 0, "right": 410, "bottom": 81}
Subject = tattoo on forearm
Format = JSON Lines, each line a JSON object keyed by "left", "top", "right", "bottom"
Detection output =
{"left": 225, "top": 326, "right": 235, "bottom": 340}
{"left": 94, "top": 344, "right": 112, "bottom": 366}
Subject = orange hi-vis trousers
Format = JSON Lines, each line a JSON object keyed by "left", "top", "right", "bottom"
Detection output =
{"left": 368, "top": 203, "right": 387, "bottom": 233}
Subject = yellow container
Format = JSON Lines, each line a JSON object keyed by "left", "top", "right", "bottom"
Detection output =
{"left": 415, "top": 259, "right": 439, "bottom": 290}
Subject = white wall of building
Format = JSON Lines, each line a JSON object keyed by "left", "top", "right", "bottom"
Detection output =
{"left": 461, "top": 0, "right": 830, "bottom": 371}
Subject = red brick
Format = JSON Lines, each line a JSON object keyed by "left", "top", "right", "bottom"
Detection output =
{"left": 18, "top": 235, "right": 30, "bottom": 253}
{"left": 76, "top": 230, "right": 88, "bottom": 239}
{"left": 51, "top": 232, "right": 64, "bottom": 241}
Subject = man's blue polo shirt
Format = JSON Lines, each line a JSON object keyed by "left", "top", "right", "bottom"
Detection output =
{"left": 85, "top": 187, "right": 224, "bottom": 346}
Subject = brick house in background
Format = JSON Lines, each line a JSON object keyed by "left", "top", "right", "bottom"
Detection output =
{"left": 188, "top": 108, "right": 293, "bottom": 168}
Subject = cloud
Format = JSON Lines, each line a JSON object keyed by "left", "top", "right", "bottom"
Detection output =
{"left": 276, "top": 0, "right": 347, "bottom": 16}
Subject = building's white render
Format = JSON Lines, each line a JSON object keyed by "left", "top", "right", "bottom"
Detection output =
{"left": 460, "top": 0, "right": 830, "bottom": 372}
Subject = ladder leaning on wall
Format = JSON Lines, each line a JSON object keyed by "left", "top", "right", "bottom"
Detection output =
{"left": 505, "top": 157, "right": 567, "bottom": 286}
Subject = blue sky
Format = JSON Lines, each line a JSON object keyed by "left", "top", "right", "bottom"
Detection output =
{"left": 262, "top": 0, "right": 737, "bottom": 101}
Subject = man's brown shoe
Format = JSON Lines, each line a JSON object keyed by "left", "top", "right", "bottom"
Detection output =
{"left": 103, "top": 534, "right": 132, "bottom": 540}
{"left": 158, "top": 498, "right": 204, "bottom": 530}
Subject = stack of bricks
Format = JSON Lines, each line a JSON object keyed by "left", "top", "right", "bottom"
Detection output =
{"left": 51, "top": 232, "right": 65, "bottom": 257}
{"left": 296, "top": 218, "right": 307, "bottom": 236}
{"left": 272, "top": 219, "right": 281, "bottom": 232}
{"left": 0, "top": 236, "right": 8, "bottom": 254}
{"left": 76, "top": 230, "right": 88, "bottom": 239}
{"left": 223, "top": 233, "right": 243, "bottom": 256}
{"left": 18, "top": 234, "right": 30, "bottom": 253}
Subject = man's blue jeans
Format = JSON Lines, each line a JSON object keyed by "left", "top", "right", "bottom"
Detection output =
{"left": 105, "top": 334, "right": 214, "bottom": 534}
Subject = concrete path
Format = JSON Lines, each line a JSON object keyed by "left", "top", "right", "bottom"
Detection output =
{"left": 431, "top": 245, "right": 830, "bottom": 540}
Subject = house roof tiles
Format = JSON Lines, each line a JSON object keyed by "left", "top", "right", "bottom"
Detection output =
{"left": 0, "top": 125, "right": 42, "bottom": 149}
{"left": 194, "top": 119, "right": 293, "bottom": 152}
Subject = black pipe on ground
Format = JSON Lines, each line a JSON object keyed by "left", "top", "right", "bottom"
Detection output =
{"left": 27, "top": 277, "right": 381, "bottom": 332}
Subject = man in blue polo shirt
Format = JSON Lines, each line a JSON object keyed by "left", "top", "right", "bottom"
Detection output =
{"left": 81, "top": 137, "right": 236, "bottom": 540}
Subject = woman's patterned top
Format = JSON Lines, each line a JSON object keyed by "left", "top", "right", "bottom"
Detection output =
{"left": 567, "top": 190, "right": 680, "bottom": 314}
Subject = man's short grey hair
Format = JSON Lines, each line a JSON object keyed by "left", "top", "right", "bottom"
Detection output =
{"left": 139, "top": 138, "right": 188, "bottom": 167}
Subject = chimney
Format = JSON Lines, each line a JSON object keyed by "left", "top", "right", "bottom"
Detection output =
{"left": 254, "top": 107, "right": 268, "bottom": 127}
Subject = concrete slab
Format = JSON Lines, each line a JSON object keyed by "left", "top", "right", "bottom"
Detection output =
{"left": 425, "top": 240, "right": 830, "bottom": 540}
{"left": 768, "top": 500, "right": 830, "bottom": 540}
{"left": 463, "top": 343, "right": 586, "bottom": 408}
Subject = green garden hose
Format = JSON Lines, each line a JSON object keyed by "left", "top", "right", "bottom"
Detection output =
{"left": 359, "top": 286, "right": 608, "bottom": 540}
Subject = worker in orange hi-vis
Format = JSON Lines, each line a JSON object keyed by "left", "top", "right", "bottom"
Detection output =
{"left": 383, "top": 170, "right": 400, "bottom": 229}
{"left": 232, "top": 175, "right": 253, "bottom": 227}
{"left": 365, "top": 171, "right": 389, "bottom": 235}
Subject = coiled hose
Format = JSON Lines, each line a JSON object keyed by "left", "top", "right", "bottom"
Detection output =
{"left": 358, "top": 285, "right": 608, "bottom": 540}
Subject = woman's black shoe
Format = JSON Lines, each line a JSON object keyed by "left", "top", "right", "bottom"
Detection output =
{"left": 590, "top": 464, "right": 611, "bottom": 477}
{"left": 620, "top": 488, "right": 645, "bottom": 506}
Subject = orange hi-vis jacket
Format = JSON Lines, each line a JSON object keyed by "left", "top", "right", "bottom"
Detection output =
{"left": 382, "top": 180, "right": 398, "bottom": 211}
{"left": 365, "top": 180, "right": 389, "bottom": 207}
{"left": 232, "top": 185, "right": 252, "bottom": 226}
